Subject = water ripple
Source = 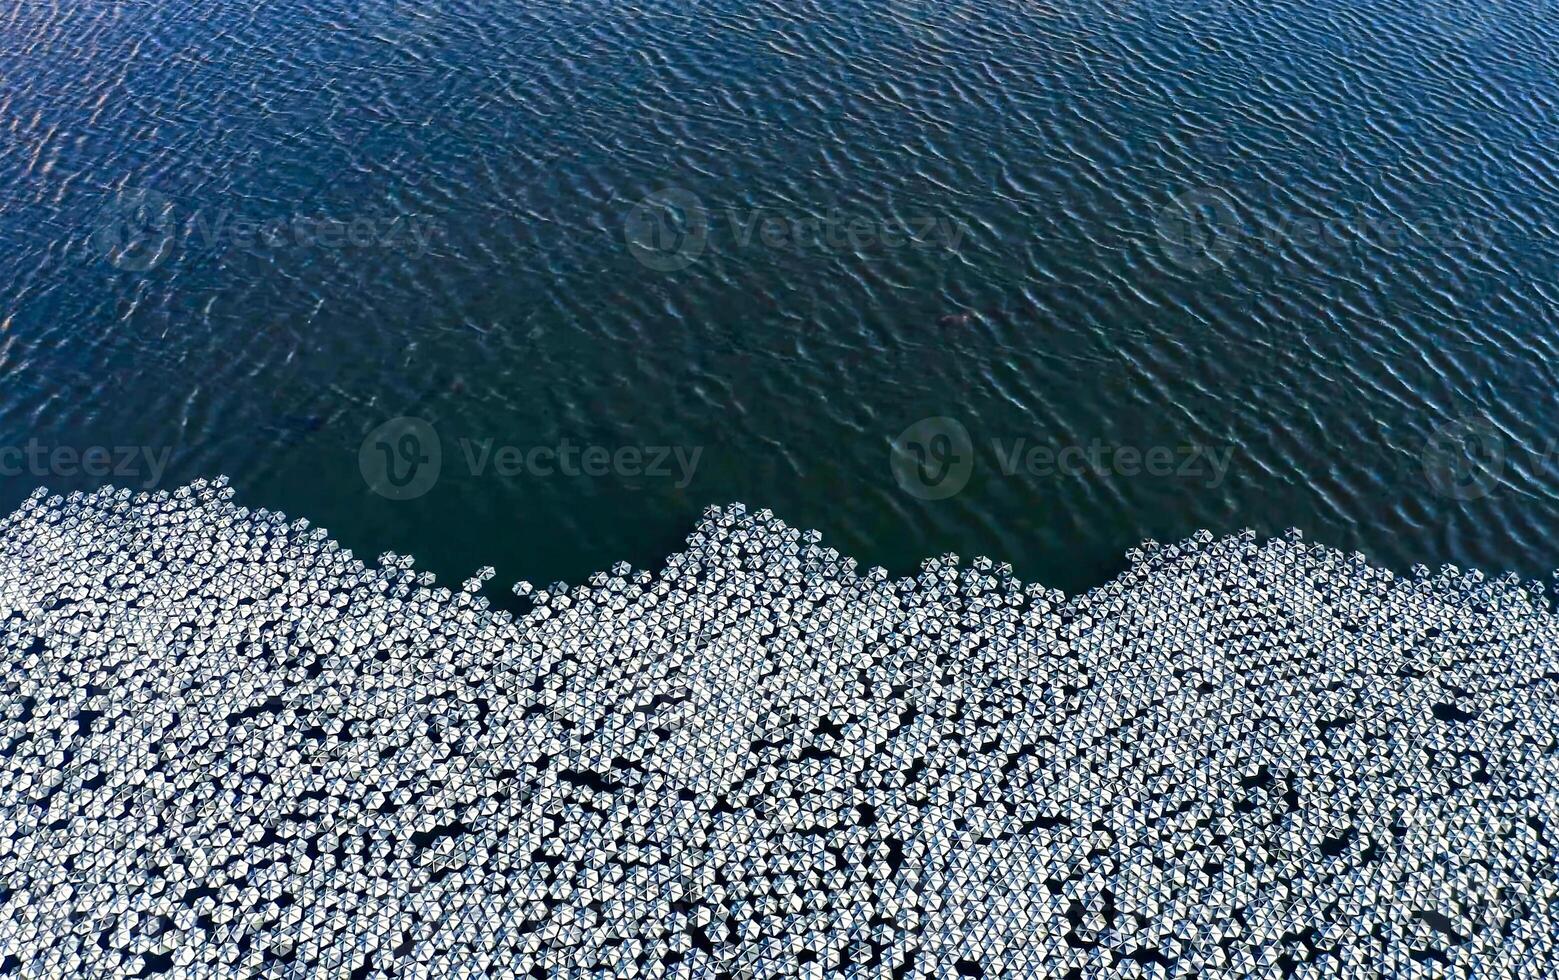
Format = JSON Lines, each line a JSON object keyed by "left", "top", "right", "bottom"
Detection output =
{"left": 0, "top": 0, "right": 1556, "bottom": 593}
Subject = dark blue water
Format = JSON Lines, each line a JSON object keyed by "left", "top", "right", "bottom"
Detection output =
{"left": 2, "top": 0, "right": 1557, "bottom": 594}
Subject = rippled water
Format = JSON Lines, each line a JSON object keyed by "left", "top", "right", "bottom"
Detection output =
{"left": 1, "top": 0, "right": 1556, "bottom": 594}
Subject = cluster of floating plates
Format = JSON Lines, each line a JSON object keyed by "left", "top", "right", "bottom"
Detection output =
{"left": 0, "top": 478, "right": 1554, "bottom": 977}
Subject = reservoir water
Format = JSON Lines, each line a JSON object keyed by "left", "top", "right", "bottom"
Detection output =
{"left": 1, "top": 0, "right": 1556, "bottom": 594}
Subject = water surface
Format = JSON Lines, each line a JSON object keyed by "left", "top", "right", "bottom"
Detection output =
{"left": 1, "top": 0, "right": 1557, "bottom": 594}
